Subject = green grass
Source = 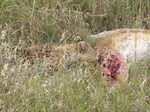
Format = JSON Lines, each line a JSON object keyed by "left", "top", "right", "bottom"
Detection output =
{"left": 0, "top": 0, "right": 150, "bottom": 111}
{"left": 0, "top": 62, "right": 149, "bottom": 111}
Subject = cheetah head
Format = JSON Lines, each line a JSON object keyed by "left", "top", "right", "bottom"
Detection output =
{"left": 76, "top": 41, "right": 97, "bottom": 61}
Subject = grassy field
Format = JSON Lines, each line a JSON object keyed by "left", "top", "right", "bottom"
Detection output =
{"left": 0, "top": 0, "right": 150, "bottom": 111}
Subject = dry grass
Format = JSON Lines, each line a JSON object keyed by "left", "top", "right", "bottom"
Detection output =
{"left": 0, "top": 0, "right": 150, "bottom": 111}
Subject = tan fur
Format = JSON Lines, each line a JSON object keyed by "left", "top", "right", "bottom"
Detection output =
{"left": 14, "top": 41, "right": 97, "bottom": 70}
{"left": 93, "top": 29, "right": 150, "bottom": 61}
{"left": 18, "top": 41, "right": 96, "bottom": 60}
{"left": 92, "top": 29, "right": 150, "bottom": 83}
{"left": 90, "top": 28, "right": 150, "bottom": 39}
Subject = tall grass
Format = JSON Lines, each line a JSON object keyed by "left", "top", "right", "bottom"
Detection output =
{"left": 1, "top": 0, "right": 150, "bottom": 44}
{"left": 0, "top": 0, "right": 150, "bottom": 111}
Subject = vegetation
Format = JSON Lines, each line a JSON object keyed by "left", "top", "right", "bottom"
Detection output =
{"left": 0, "top": 0, "right": 149, "bottom": 111}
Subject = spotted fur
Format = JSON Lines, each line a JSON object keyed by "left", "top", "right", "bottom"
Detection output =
{"left": 1, "top": 41, "right": 96, "bottom": 70}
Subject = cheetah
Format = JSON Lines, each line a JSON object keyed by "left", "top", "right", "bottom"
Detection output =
{"left": 1, "top": 40, "right": 97, "bottom": 71}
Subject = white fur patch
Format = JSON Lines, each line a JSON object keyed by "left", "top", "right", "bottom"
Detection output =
{"left": 116, "top": 39, "right": 149, "bottom": 62}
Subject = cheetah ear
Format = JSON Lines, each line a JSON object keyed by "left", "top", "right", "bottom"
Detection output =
{"left": 77, "top": 41, "right": 88, "bottom": 53}
{"left": 74, "top": 36, "right": 83, "bottom": 42}
{"left": 59, "top": 31, "right": 68, "bottom": 44}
